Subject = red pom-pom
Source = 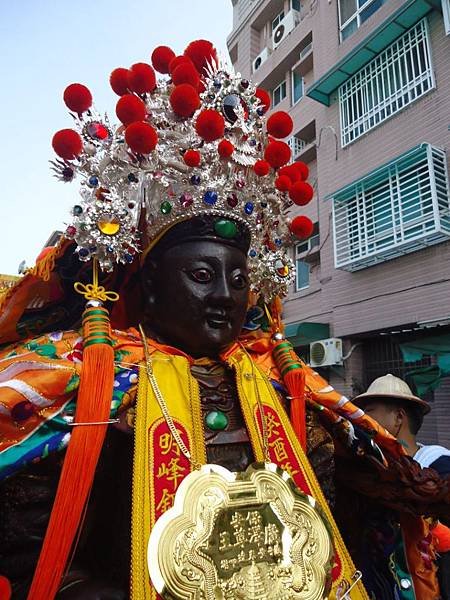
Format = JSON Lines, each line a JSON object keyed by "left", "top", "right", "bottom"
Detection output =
{"left": 63, "top": 83, "right": 92, "bottom": 114}
{"left": 253, "top": 159, "right": 270, "bottom": 176}
{"left": 128, "top": 63, "right": 156, "bottom": 94}
{"left": 278, "top": 164, "right": 300, "bottom": 183}
{"left": 255, "top": 88, "right": 271, "bottom": 114}
{"left": 183, "top": 149, "right": 201, "bottom": 167}
{"left": 289, "top": 181, "right": 314, "bottom": 206}
{"left": 52, "top": 129, "right": 83, "bottom": 160}
{"left": 170, "top": 84, "right": 201, "bottom": 117}
{"left": 116, "top": 94, "right": 147, "bottom": 125}
{"left": 218, "top": 139, "right": 234, "bottom": 158}
{"left": 125, "top": 121, "right": 158, "bottom": 154}
{"left": 290, "top": 216, "right": 314, "bottom": 240}
{"left": 275, "top": 175, "right": 292, "bottom": 192}
{"left": 266, "top": 111, "right": 293, "bottom": 139}
{"left": 172, "top": 63, "right": 200, "bottom": 88}
{"left": 264, "top": 140, "right": 291, "bottom": 168}
{"left": 169, "top": 55, "right": 194, "bottom": 74}
{"left": 110, "top": 68, "right": 130, "bottom": 96}
{"left": 292, "top": 161, "right": 309, "bottom": 180}
{"left": 0, "top": 575, "right": 11, "bottom": 600}
{"left": 151, "top": 46, "right": 176, "bottom": 74}
{"left": 184, "top": 39, "right": 218, "bottom": 74}
{"left": 195, "top": 109, "right": 225, "bottom": 142}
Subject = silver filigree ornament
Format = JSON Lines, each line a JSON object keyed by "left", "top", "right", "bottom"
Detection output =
{"left": 54, "top": 56, "right": 307, "bottom": 300}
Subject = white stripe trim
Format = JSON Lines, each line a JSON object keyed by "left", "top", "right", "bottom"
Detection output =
{"left": 0, "top": 379, "right": 54, "bottom": 408}
{"left": 0, "top": 360, "right": 71, "bottom": 383}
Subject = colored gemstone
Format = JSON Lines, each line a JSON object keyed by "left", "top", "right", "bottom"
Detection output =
{"left": 86, "top": 122, "right": 110, "bottom": 141}
{"left": 73, "top": 205, "right": 83, "bottom": 216}
{"left": 213, "top": 78, "right": 222, "bottom": 89}
{"left": 127, "top": 173, "right": 138, "bottom": 182}
{"left": 124, "top": 253, "right": 134, "bottom": 263}
{"left": 257, "top": 107, "right": 264, "bottom": 116}
{"left": 240, "top": 79, "right": 249, "bottom": 90}
{"left": 214, "top": 219, "right": 238, "bottom": 239}
{"left": 160, "top": 201, "right": 172, "bottom": 215}
{"left": 249, "top": 249, "right": 257, "bottom": 258}
{"left": 260, "top": 201, "right": 267, "bottom": 208}
{"left": 128, "top": 202, "right": 135, "bottom": 209}
{"left": 227, "top": 193, "right": 238, "bottom": 208}
{"left": 179, "top": 193, "right": 193, "bottom": 208}
{"left": 88, "top": 176, "right": 99, "bottom": 187}
{"left": 205, "top": 410, "right": 229, "bottom": 431}
{"left": 65, "top": 225, "right": 77, "bottom": 237}
{"left": 78, "top": 247, "right": 90, "bottom": 258}
{"left": 275, "top": 238, "right": 282, "bottom": 247}
{"left": 244, "top": 202, "right": 254, "bottom": 215}
{"left": 235, "top": 179, "right": 245, "bottom": 189}
{"left": 11, "top": 401, "right": 35, "bottom": 422}
{"left": 204, "top": 191, "right": 218, "bottom": 205}
{"left": 97, "top": 216, "right": 120, "bottom": 236}
{"left": 190, "top": 175, "right": 201, "bottom": 185}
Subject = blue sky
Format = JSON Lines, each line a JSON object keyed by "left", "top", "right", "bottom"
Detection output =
{"left": 0, "top": 0, "right": 233, "bottom": 274}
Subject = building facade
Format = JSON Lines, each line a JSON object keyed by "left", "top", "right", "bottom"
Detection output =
{"left": 228, "top": 0, "right": 450, "bottom": 446}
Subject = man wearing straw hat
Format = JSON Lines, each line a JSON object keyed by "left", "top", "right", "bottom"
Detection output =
{"left": 353, "top": 374, "right": 450, "bottom": 599}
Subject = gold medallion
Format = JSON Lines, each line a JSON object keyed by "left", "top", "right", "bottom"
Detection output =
{"left": 148, "top": 462, "right": 333, "bottom": 599}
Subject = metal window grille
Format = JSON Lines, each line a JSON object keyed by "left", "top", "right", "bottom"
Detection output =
{"left": 339, "top": 19, "right": 434, "bottom": 147}
{"left": 332, "top": 144, "right": 450, "bottom": 270}
{"left": 362, "top": 336, "right": 434, "bottom": 400}
{"left": 287, "top": 135, "right": 306, "bottom": 157}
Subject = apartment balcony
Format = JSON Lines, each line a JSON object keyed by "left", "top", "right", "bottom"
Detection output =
{"left": 288, "top": 120, "right": 317, "bottom": 164}
{"left": 331, "top": 144, "right": 450, "bottom": 271}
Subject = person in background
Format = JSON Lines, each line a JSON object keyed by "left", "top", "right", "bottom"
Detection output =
{"left": 353, "top": 373, "right": 450, "bottom": 599}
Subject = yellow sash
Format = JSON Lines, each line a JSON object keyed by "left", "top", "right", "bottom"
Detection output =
{"left": 131, "top": 347, "right": 369, "bottom": 599}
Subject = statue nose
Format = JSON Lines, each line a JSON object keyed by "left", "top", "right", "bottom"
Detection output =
{"left": 208, "top": 274, "right": 234, "bottom": 306}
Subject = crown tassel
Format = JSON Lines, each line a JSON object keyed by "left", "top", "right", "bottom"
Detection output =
{"left": 267, "top": 301, "right": 307, "bottom": 450}
{"left": 28, "top": 260, "right": 117, "bottom": 599}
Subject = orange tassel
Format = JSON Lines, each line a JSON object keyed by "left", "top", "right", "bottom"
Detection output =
{"left": 272, "top": 339, "right": 307, "bottom": 449}
{"left": 27, "top": 304, "right": 115, "bottom": 600}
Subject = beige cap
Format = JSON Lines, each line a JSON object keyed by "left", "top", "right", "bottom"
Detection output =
{"left": 353, "top": 373, "right": 430, "bottom": 414}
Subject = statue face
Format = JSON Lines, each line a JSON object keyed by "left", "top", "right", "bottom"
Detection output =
{"left": 144, "top": 240, "right": 249, "bottom": 358}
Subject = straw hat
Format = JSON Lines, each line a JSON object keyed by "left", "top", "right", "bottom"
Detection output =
{"left": 353, "top": 373, "right": 430, "bottom": 414}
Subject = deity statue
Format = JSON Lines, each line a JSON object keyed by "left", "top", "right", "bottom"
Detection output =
{"left": 0, "top": 39, "right": 448, "bottom": 600}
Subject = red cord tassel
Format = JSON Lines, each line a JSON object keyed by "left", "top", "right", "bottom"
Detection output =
{"left": 272, "top": 339, "right": 306, "bottom": 449}
{"left": 27, "top": 304, "right": 115, "bottom": 599}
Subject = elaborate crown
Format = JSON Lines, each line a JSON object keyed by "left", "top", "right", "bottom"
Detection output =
{"left": 51, "top": 40, "right": 315, "bottom": 301}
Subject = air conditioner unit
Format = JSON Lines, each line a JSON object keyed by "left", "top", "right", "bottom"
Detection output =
{"left": 309, "top": 338, "right": 343, "bottom": 367}
{"left": 272, "top": 10, "right": 300, "bottom": 49}
{"left": 252, "top": 47, "right": 270, "bottom": 73}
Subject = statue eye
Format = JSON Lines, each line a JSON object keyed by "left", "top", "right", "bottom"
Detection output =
{"left": 190, "top": 268, "right": 213, "bottom": 283}
{"left": 231, "top": 272, "right": 248, "bottom": 290}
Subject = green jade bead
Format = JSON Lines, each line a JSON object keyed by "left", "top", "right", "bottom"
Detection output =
{"left": 214, "top": 219, "right": 238, "bottom": 240}
{"left": 160, "top": 201, "right": 172, "bottom": 215}
{"left": 205, "top": 410, "right": 229, "bottom": 431}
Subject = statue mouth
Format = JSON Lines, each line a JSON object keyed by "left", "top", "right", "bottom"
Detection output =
{"left": 205, "top": 314, "right": 231, "bottom": 329}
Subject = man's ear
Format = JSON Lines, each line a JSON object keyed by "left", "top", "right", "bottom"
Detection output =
{"left": 395, "top": 407, "right": 406, "bottom": 429}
